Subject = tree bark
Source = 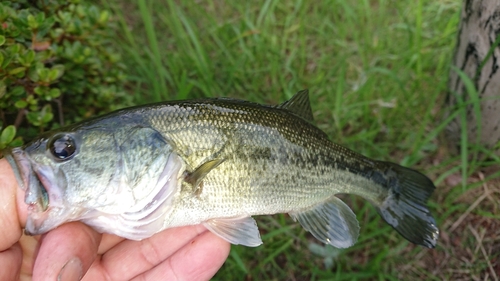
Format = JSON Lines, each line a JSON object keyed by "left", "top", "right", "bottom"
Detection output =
{"left": 446, "top": 0, "right": 500, "bottom": 155}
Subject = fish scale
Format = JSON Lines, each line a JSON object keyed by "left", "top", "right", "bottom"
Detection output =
{"left": 5, "top": 90, "right": 439, "bottom": 249}
{"left": 144, "top": 101, "right": 336, "bottom": 207}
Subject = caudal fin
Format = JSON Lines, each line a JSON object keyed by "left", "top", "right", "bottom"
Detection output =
{"left": 375, "top": 161, "right": 439, "bottom": 248}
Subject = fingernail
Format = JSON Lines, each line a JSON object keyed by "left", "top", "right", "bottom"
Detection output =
{"left": 58, "top": 257, "right": 83, "bottom": 281}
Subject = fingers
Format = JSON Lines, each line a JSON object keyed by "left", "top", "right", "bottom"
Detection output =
{"left": 0, "top": 159, "right": 25, "bottom": 280}
{"left": 0, "top": 242, "right": 22, "bottom": 281}
{"left": 97, "top": 234, "right": 125, "bottom": 254}
{"left": 32, "top": 222, "right": 102, "bottom": 281}
{"left": 0, "top": 159, "right": 25, "bottom": 251}
{"left": 84, "top": 225, "right": 230, "bottom": 281}
{"left": 84, "top": 225, "right": 208, "bottom": 280}
{"left": 18, "top": 234, "right": 41, "bottom": 278}
{"left": 132, "top": 230, "right": 231, "bottom": 281}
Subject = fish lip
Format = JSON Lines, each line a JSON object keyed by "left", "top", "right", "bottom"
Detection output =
{"left": 4, "top": 147, "right": 64, "bottom": 235}
{"left": 25, "top": 163, "right": 70, "bottom": 235}
{"left": 5, "top": 147, "right": 31, "bottom": 191}
{"left": 5, "top": 147, "right": 49, "bottom": 211}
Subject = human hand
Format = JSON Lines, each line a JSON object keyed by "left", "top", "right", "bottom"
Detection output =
{"left": 0, "top": 158, "right": 231, "bottom": 281}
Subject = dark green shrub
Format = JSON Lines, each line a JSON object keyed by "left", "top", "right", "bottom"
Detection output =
{"left": 0, "top": 0, "right": 130, "bottom": 151}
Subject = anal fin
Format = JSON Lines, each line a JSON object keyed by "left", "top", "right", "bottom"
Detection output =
{"left": 203, "top": 216, "right": 262, "bottom": 247}
{"left": 289, "top": 196, "right": 359, "bottom": 248}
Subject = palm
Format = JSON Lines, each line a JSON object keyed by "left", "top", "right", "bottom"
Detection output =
{"left": 0, "top": 159, "right": 230, "bottom": 281}
{"left": 16, "top": 224, "right": 229, "bottom": 281}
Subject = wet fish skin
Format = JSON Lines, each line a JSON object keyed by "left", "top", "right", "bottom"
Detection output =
{"left": 5, "top": 90, "right": 439, "bottom": 249}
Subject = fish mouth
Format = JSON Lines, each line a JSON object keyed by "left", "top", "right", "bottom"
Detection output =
{"left": 5, "top": 148, "right": 32, "bottom": 192}
{"left": 5, "top": 147, "right": 64, "bottom": 235}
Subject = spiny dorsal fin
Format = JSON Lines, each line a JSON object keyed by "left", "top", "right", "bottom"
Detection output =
{"left": 277, "top": 89, "right": 314, "bottom": 122}
{"left": 185, "top": 159, "right": 225, "bottom": 193}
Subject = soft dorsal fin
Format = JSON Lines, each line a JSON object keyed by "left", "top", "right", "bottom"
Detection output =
{"left": 185, "top": 158, "right": 225, "bottom": 193}
{"left": 277, "top": 89, "right": 314, "bottom": 122}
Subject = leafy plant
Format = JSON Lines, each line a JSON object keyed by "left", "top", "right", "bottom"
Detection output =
{"left": 0, "top": 0, "right": 130, "bottom": 145}
{"left": 0, "top": 124, "right": 22, "bottom": 150}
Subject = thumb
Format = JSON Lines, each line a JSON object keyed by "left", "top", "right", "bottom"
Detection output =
{"left": 0, "top": 158, "right": 26, "bottom": 281}
{"left": 0, "top": 158, "right": 27, "bottom": 251}
{"left": 32, "top": 222, "right": 101, "bottom": 281}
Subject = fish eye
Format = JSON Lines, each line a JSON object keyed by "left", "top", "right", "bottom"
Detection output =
{"left": 48, "top": 134, "right": 77, "bottom": 161}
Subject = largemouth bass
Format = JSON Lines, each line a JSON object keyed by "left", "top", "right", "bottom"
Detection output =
{"left": 5, "top": 90, "right": 439, "bottom": 248}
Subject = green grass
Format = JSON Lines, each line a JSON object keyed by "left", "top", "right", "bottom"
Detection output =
{"left": 102, "top": 0, "right": 499, "bottom": 280}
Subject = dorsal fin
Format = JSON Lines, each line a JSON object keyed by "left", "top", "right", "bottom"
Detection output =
{"left": 277, "top": 89, "right": 314, "bottom": 122}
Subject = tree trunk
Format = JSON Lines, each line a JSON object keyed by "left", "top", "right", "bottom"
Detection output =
{"left": 446, "top": 0, "right": 500, "bottom": 155}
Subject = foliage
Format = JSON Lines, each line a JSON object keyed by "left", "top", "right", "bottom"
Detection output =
{"left": 1, "top": 0, "right": 496, "bottom": 279}
{"left": 0, "top": 124, "right": 21, "bottom": 150}
{"left": 104, "top": 0, "right": 499, "bottom": 280}
{"left": 0, "top": 0, "right": 129, "bottom": 146}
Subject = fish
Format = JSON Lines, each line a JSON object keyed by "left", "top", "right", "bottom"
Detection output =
{"left": 4, "top": 90, "right": 439, "bottom": 249}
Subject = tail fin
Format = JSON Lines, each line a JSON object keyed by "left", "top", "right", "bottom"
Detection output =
{"left": 375, "top": 161, "right": 439, "bottom": 248}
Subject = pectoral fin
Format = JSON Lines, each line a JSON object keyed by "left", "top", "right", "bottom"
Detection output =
{"left": 203, "top": 216, "right": 263, "bottom": 247}
{"left": 289, "top": 196, "right": 360, "bottom": 248}
{"left": 185, "top": 159, "right": 224, "bottom": 193}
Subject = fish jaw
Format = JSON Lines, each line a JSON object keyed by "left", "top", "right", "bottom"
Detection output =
{"left": 5, "top": 147, "right": 84, "bottom": 235}
{"left": 25, "top": 164, "right": 80, "bottom": 235}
